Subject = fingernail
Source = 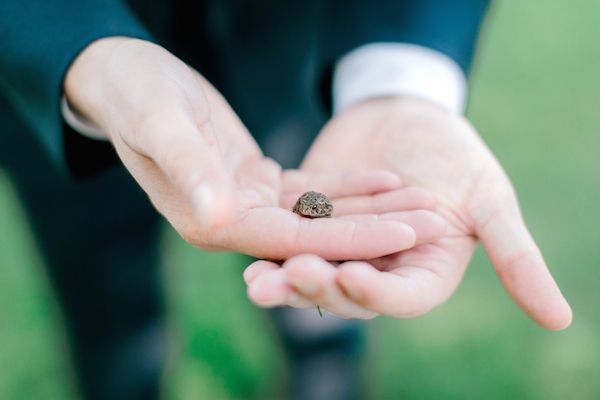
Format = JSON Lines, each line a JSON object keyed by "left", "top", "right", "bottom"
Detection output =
{"left": 290, "top": 278, "right": 318, "bottom": 295}
{"left": 248, "top": 273, "right": 289, "bottom": 305}
{"left": 243, "top": 269, "right": 258, "bottom": 285}
{"left": 192, "top": 184, "right": 213, "bottom": 227}
{"left": 248, "top": 276, "right": 270, "bottom": 302}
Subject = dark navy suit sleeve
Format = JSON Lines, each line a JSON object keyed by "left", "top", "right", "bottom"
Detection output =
{"left": 320, "top": 0, "right": 490, "bottom": 74}
{"left": 0, "top": 0, "right": 152, "bottom": 176}
{"left": 318, "top": 0, "right": 490, "bottom": 109}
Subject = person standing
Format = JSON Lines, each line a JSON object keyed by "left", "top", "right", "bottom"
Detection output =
{"left": 1, "top": 1, "right": 569, "bottom": 400}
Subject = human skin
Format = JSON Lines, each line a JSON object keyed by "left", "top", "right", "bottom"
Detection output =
{"left": 245, "top": 97, "right": 573, "bottom": 330}
{"left": 64, "top": 37, "right": 445, "bottom": 260}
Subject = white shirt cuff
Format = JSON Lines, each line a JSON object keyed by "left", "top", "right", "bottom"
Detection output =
{"left": 61, "top": 96, "right": 108, "bottom": 141}
{"left": 332, "top": 43, "right": 467, "bottom": 115}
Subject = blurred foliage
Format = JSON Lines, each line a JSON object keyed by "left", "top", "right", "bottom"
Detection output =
{"left": 1, "top": 1, "right": 599, "bottom": 398}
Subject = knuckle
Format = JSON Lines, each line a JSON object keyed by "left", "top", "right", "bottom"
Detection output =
{"left": 471, "top": 183, "right": 519, "bottom": 231}
{"left": 311, "top": 285, "right": 328, "bottom": 301}
{"left": 496, "top": 250, "right": 535, "bottom": 282}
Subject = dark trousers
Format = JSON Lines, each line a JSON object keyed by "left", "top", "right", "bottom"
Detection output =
{"left": 0, "top": 96, "right": 363, "bottom": 400}
{"left": 0, "top": 103, "right": 164, "bottom": 400}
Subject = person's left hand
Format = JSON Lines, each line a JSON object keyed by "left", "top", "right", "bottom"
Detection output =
{"left": 245, "top": 97, "right": 572, "bottom": 329}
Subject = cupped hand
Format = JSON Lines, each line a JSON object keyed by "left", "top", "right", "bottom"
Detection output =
{"left": 64, "top": 38, "right": 443, "bottom": 260}
{"left": 246, "top": 97, "right": 572, "bottom": 329}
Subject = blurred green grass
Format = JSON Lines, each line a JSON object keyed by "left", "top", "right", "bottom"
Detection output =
{"left": 1, "top": 1, "right": 600, "bottom": 398}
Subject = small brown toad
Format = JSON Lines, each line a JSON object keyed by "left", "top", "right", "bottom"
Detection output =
{"left": 292, "top": 191, "right": 333, "bottom": 218}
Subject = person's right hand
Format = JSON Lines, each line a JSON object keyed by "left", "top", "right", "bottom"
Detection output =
{"left": 245, "top": 97, "right": 572, "bottom": 329}
{"left": 64, "top": 37, "right": 443, "bottom": 260}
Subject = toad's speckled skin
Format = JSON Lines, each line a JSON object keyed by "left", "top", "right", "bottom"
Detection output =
{"left": 292, "top": 191, "right": 333, "bottom": 218}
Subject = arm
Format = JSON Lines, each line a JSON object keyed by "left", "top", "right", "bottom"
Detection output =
{"left": 317, "top": 0, "right": 490, "bottom": 114}
{"left": 0, "top": 2, "right": 439, "bottom": 260}
{"left": 0, "top": 0, "right": 152, "bottom": 175}
{"left": 319, "top": 0, "right": 490, "bottom": 77}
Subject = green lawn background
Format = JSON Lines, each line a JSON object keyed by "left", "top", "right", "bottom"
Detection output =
{"left": 1, "top": 1, "right": 599, "bottom": 399}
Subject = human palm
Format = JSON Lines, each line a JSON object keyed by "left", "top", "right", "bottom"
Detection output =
{"left": 246, "top": 97, "right": 572, "bottom": 329}
{"left": 66, "top": 38, "right": 440, "bottom": 260}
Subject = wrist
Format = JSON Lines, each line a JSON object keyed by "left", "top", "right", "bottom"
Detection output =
{"left": 63, "top": 36, "right": 135, "bottom": 132}
{"left": 332, "top": 43, "right": 467, "bottom": 115}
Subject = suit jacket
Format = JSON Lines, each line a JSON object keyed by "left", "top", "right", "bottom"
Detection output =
{"left": 0, "top": 0, "right": 490, "bottom": 177}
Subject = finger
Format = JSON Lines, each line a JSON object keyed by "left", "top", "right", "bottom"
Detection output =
{"left": 137, "top": 110, "right": 236, "bottom": 228}
{"left": 218, "top": 208, "right": 417, "bottom": 260}
{"left": 284, "top": 255, "right": 378, "bottom": 319}
{"left": 478, "top": 206, "right": 573, "bottom": 330}
{"left": 243, "top": 260, "right": 279, "bottom": 285}
{"left": 337, "top": 210, "right": 447, "bottom": 246}
{"left": 335, "top": 260, "right": 445, "bottom": 318}
{"left": 332, "top": 187, "right": 437, "bottom": 216}
{"left": 237, "top": 157, "right": 282, "bottom": 192}
{"left": 281, "top": 169, "right": 402, "bottom": 205}
{"left": 247, "top": 267, "right": 313, "bottom": 308}
{"left": 236, "top": 157, "right": 282, "bottom": 209}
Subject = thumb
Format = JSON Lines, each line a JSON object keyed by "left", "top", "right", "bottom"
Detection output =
{"left": 477, "top": 201, "right": 572, "bottom": 330}
{"left": 138, "top": 110, "right": 236, "bottom": 228}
